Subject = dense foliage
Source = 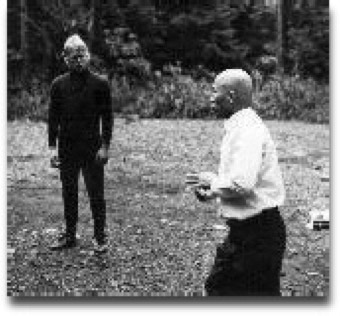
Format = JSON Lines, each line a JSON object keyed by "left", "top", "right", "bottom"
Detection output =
{"left": 7, "top": 2, "right": 329, "bottom": 123}
{"left": 7, "top": 72, "right": 329, "bottom": 124}
{"left": 286, "top": 7, "right": 329, "bottom": 82}
{"left": 9, "top": 3, "right": 328, "bottom": 80}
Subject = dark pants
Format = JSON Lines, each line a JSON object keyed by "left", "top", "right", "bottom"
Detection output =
{"left": 60, "top": 156, "right": 106, "bottom": 243}
{"left": 205, "top": 208, "right": 286, "bottom": 296}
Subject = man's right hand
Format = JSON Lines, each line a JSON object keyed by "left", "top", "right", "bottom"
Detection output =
{"left": 194, "top": 186, "right": 215, "bottom": 202}
{"left": 49, "top": 147, "right": 57, "bottom": 157}
{"left": 49, "top": 147, "right": 60, "bottom": 168}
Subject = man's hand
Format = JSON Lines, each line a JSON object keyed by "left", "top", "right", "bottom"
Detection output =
{"left": 49, "top": 147, "right": 60, "bottom": 168}
{"left": 194, "top": 186, "right": 215, "bottom": 202}
{"left": 49, "top": 147, "right": 57, "bottom": 157}
{"left": 96, "top": 146, "right": 109, "bottom": 165}
{"left": 186, "top": 171, "right": 217, "bottom": 202}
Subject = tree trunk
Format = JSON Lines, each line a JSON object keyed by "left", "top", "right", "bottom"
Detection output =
{"left": 89, "top": 0, "right": 96, "bottom": 50}
{"left": 277, "top": 0, "right": 291, "bottom": 73}
{"left": 276, "top": 0, "right": 283, "bottom": 73}
{"left": 282, "top": 0, "right": 292, "bottom": 71}
{"left": 20, "top": 0, "right": 27, "bottom": 82}
{"left": 89, "top": 0, "right": 103, "bottom": 52}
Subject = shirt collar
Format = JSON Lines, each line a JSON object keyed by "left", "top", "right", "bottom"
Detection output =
{"left": 69, "top": 68, "right": 90, "bottom": 81}
{"left": 224, "top": 107, "right": 255, "bottom": 131}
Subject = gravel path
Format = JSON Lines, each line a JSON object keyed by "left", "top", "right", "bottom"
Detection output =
{"left": 7, "top": 119, "right": 329, "bottom": 296}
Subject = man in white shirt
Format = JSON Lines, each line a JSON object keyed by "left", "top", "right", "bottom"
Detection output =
{"left": 186, "top": 69, "right": 286, "bottom": 296}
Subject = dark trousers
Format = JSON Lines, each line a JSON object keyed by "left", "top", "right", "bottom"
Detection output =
{"left": 205, "top": 208, "right": 286, "bottom": 296}
{"left": 60, "top": 157, "right": 106, "bottom": 243}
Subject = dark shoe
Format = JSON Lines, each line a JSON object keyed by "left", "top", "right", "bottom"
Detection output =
{"left": 50, "top": 235, "right": 77, "bottom": 250}
{"left": 57, "top": 231, "right": 80, "bottom": 241}
{"left": 92, "top": 238, "right": 108, "bottom": 254}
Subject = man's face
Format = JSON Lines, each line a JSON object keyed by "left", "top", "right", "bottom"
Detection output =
{"left": 210, "top": 83, "right": 235, "bottom": 119}
{"left": 64, "top": 46, "right": 89, "bottom": 73}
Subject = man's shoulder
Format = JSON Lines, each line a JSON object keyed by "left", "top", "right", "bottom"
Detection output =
{"left": 240, "top": 108, "right": 265, "bottom": 128}
{"left": 89, "top": 71, "right": 110, "bottom": 87}
{"left": 242, "top": 109, "right": 274, "bottom": 143}
{"left": 228, "top": 108, "right": 266, "bottom": 139}
{"left": 51, "top": 72, "right": 69, "bottom": 88}
{"left": 229, "top": 108, "right": 259, "bottom": 126}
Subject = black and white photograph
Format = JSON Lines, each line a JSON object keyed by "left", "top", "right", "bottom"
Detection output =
{"left": 6, "top": 0, "right": 330, "bottom": 298}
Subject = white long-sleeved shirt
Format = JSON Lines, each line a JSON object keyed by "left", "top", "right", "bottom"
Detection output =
{"left": 211, "top": 108, "right": 285, "bottom": 220}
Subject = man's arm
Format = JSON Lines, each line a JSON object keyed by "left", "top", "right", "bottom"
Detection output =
{"left": 186, "top": 172, "right": 243, "bottom": 202}
{"left": 48, "top": 81, "right": 61, "bottom": 151}
{"left": 193, "top": 184, "right": 245, "bottom": 202}
{"left": 101, "top": 79, "right": 113, "bottom": 149}
{"left": 96, "top": 79, "right": 113, "bottom": 164}
{"left": 215, "top": 127, "right": 263, "bottom": 199}
{"left": 196, "top": 126, "right": 264, "bottom": 202}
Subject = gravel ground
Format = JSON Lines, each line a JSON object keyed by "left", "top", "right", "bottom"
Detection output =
{"left": 7, "top": 119, "right": 329, "bottom": 297}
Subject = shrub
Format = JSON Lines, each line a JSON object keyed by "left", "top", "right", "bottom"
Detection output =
{"left": 254, "top": 75, "right": 329, "bottom": 123}
{"left": 7, "top": 80, "right": 50, "bottom": 121}
{"left": 123, "top": 75, "right": 213, "bottom": 119}
{"left": 7, "top": 72, "right": 329, "bottom": 124}
{"left": 112, "top": 71, "right": 329, "bottom": 123}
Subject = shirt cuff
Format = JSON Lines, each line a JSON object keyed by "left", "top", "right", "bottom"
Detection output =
{"left": 211, "top": 176, "right": 231, "bottom": 192}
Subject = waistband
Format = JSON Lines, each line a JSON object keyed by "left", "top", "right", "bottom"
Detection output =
{"left": 226, "top": 207, "right": 279, "bottom": 227}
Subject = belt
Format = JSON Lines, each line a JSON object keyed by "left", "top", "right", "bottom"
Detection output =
{"left": 226, "top": 206, "right": 279, "bottom": 227}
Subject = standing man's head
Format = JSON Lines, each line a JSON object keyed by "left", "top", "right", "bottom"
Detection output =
{"left": 210, "top": 69, "right": 253, "bottom": 119}
{"left": 63, "top": 34, "right": 90, "bottom": 73}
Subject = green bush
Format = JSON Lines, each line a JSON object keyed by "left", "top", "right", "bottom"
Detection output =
{"left": 7, "top": 73, "right": 329, "bottom": 124}
{"left": 7, "top": 82, "right": 49, "bottom": 121}
{"left": 134, "top": 76, "right": 212, "bottom": 119}
{"left": 110, "top": 77, "right": 141, "bottom": 114}
{"left": 254, "top": 75, "right": 329, "bottom": 123}
{"left": 110, "top": 73, "right": 213, "bottom": 119}
{"left": 115, "top": 72, "right": 329, "bottom": 123}
{"left": 286, "top": 8, "right": 329, "bottom": 82}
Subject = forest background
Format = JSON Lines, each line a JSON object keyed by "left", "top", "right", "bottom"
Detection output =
{"left": 7, "top": 0, "right": 329, "bottom": 123}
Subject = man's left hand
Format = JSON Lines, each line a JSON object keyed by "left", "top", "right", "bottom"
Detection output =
{"left": 195, "top": 186, "right": 215, "bottom": 202}
{"left": 96, "top": 147, "right": 109, "bottom": 165}
{"left": 198, "top": 171, "right": 217, "bottom": 187}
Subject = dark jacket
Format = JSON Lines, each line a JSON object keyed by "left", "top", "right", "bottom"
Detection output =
{"left": 48, "top": 70, "right": 113, "bottom": 160}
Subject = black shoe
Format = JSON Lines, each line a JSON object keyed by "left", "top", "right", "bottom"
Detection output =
{"left": 50, "top": 235, "right": 77, "bottom": 250}
{"left": 92, "top": 238, "right": 108, "bottom": 254}
{"left": 57, "top": 231, "right": 80, "bottom": 241}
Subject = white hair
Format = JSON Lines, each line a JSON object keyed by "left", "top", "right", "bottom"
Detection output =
{"left": 63, "top": 34, "right": 90, "bottom": 66}
{"left": 64, "top": 34, "right": 88, "bottom": 51}
{"left": 214, "top": 69, "right": 253, "bottom": 107}
{"left": 214, "top": 69, "right": 252, "bottom": 91}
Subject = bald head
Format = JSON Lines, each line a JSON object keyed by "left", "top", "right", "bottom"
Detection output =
{"left": 213, "top": 69, "right": 253, "bottom": 112}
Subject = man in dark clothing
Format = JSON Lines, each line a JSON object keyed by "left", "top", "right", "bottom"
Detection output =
{"left": 48, "top": 34, "right": 113, "bottom": 253}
